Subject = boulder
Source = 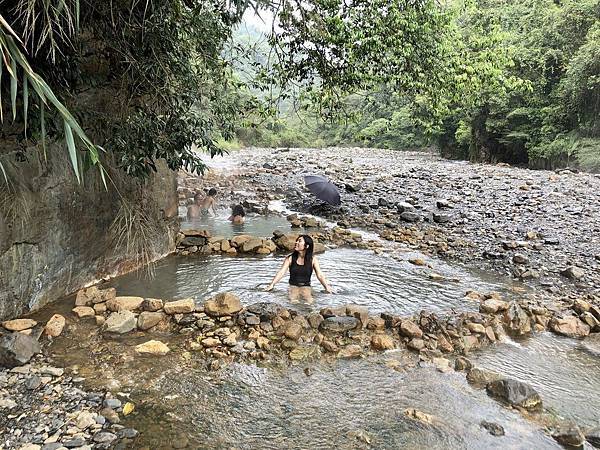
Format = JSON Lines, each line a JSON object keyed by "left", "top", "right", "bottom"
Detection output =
{"left": 283, "top": 322, "right": 303, "bottom": 341}
{"left": 181, "top": 236, "right": 208, "bottom": 247}
{"left": 135, "top": 340, "right": 170, "bottom": 356}
{"left": 202, "top": 337, "right": 221, "bottom": 348}
{"left": 72, "top": 306, "right": 95, "bottom": 318}
{"left": 2, "top": 319, "right": 37, "bottom": 332}
{"left": 98, "top": 287, "right": 117, "bottom": 304}
{"left": 346, "top": 305, "right": 368, "bottom": 328}
{"left": 320, "top": 306, "right": 348, "bottom": 318}
{"left": 407, "top": 338, "right": 425, "bottom": 351}
{"left": 104, "top": 311, "right": 137, "bottom": 334}
{"left": 480, "top": 421, "right": 505, "bottom": 437}
{"left": 400, "top": 212, "right": 420, "bottom": 222}
{"left": 230, "top": 234, "right": 253, "bottom": 248}
{"left": 307, "top": 313, "right": 324, "bottom": 329}
{"left": 466, "top": 368, "right": 502, "bottom": 385}
{"left": 247, "top": 302, "right": 287, "bottom": 320}
{"left": 437, "top": 334, "right": 454, "bottom": 353}
{"left": 552, "top": 422, "right": 585, "bottom": 448}
{"left": 241, "top": 237, "right": 264, "bottom": 253}
{"left": 480, "top": 298, "right": 510, "bottom": 314}
{"left": 454, "top": 357, "right": 473, "bottom": 371}
{"left": 107, "top": 296, "right": 144, "bottom": 312}
{"left": 580, "top": 312, "right": 600, "bottom": 330}
{"left": 163, "top": 298, "right": 195, "bottom": 314}
{"left": 467, "top": 323, "right": 486, "bottom": 334}
{"left": 137, "top": 312, "right": 165, "bottom": 331}
{"left": 561, "top": 266, "right": 584, "bottom": 280}
{"left": 371, "top": 334, "right": 395, "bottom": 350}
{"left": 549, "top": 316, "right": 590, "bottom": 338}
{"left": 289, "top": 345, "right": 321, "bottom": 361}
{"left": 204, "top": 292, "right": 242, "bottom": 317}
{"left": 0, "top": 332, "right": 40, "bottom": 368}
{"left": 399, "top": 320, "right": 423, "bottom": 339}
{"left": 462, "top": 335, "right": 480, "bottom": 353}
{"left": 45, "top": 314, "right": 66, "bottom": 337}
{"left": 74, "top": 286, "right": 101, "bottom": 306}
{"left": 319, "top": 316, "right": 359, "bottom": 333}
{"left": 503, "top": 302, "right": 531, "bottom": 335}
{"left": 338, "top": 344, "right": 362, "bottom": 358}
{"left": 486, "top": 378, "right": 542, "bottom": 409}
{"left": 274, "top": 233, "right": 299, "bottom": 251}
{"left": 142, "top": 298, "right": 164, "bottom": 312}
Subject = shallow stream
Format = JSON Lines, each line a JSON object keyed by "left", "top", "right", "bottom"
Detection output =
{"left": 28, "top": 154, "right": 600, "bottom": 448}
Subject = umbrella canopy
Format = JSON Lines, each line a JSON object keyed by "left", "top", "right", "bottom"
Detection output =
{"left": 304, "top": 175, "right": 341, "bottom": 206}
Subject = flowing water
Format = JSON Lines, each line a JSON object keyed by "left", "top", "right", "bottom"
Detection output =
{"left": 107, "top": 248, "right": 518, "bottom": 316}
{"left": 473, "top": 332, "right": 600, "bottom": 428}
{"left": 42, "top": 313, "right": 561, "bottom": 450}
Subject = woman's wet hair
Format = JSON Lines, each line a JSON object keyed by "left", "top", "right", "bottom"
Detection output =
{"left": 232, "top": 204, "right": 246, "bottom": 217}
{"left": 208, "top": 188, "right": 217, "bottom": 196}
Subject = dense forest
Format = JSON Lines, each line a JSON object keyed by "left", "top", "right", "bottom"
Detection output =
{"left": 234, "top": 0, "right": 600, "bottom": 171}
{"left": 0, "top": 0, "right": 598, "bottom": 179}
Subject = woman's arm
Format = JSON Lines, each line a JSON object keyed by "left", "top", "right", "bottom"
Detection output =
{"left": 265, "top": 256, "right": 291, "bottom": 291}
{"left": 313, "top": 257, "right": 333, "bottom": 293}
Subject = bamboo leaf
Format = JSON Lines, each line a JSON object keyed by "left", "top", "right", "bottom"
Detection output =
{"left": 10, "top": 57, "right": 17, "bottom": 120}
{"left": 40, "top": 99, "right": 47, "bottom": 161}
{"left": 23, "top": 73, "right": 29, "bottom": 136}
{"left": 0, "top": 160, "right": 7, "bottom": 184}
{"left": 64, "top": 121, "right": 81, "bottom": 184}
{"left": 75, "top": 0, "right": 80, "bottom": 31}
{"left": 0, "top": 50, "right": 3, "bottom": 122}
{"left": 0, "top": 14, "right": 25, "bottom": 45}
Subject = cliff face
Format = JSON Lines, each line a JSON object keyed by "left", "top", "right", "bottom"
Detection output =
{"left": 0, "top": 146, "right": 179, "bottom": 321}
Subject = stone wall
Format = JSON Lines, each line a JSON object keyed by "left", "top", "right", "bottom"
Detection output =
{"left": 0, "top": 145, "right": 179, "bottom": 320}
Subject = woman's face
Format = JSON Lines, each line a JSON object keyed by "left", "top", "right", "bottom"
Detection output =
{"left": 294, "top": 237, "right": 306, "bottom": 251}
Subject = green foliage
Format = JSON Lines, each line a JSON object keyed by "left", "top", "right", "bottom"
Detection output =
{"left": 423, "top": 0, "right": 600, "bottom": 167}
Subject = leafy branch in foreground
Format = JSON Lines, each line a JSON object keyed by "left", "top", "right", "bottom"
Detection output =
{"left": 0, "top": 12, "right": 106, "bottom": 186}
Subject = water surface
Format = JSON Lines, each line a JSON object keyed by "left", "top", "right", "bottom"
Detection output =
{"left": 108, "top": 248, "right": 519, "bottom": 316}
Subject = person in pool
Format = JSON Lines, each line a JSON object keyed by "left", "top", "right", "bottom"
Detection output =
{"left": 265, "top": 235, "right": 333, "bottom": 303}
{"left": 187, "top": 188, "right": 217, "bottom": 218}
{"left": 228, "top": 204, "right": 246, "bottom": 224}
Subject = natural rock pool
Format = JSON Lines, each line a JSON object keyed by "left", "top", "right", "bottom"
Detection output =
{"left": 107, "top": 247, "right": 521, "bottom": 316}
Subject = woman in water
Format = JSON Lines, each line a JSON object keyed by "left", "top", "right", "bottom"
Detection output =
{"left": 265, "top": 235, "right": 333, "bottom": 303}
{"left": 228, "top": 204, "right": 246, "bottom": 224}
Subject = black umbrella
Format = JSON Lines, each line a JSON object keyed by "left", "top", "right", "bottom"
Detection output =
{"left": 304, "top": 175, "right": 341, "bottom": 206}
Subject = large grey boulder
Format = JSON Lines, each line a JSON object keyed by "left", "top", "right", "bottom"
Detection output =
{"left": 0, "top": 332, "right": 41, "bottom": 368}
{"left": 486, "top": 378, "right": 542, "bottom": 409}
{"left": 319, "top": 316, "right": 359, "bottom": 333}
{"left": 247, "top": 302, "right": 287, "bottom": 320}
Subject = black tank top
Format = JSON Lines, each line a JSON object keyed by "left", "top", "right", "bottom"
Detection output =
{"left": 289, "top": 253, "right": 313, "bottom": 286}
